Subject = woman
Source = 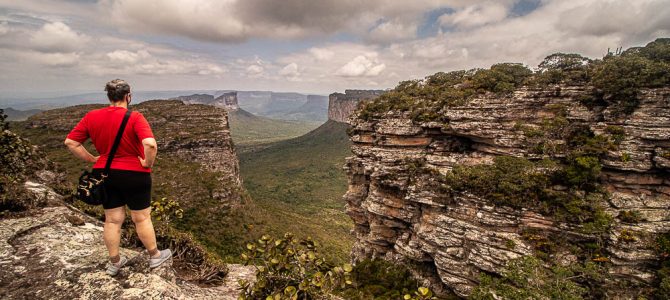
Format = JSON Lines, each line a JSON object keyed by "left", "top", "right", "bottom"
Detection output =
{"left": 64, "top": 79, "right": 171, "bottom": 276}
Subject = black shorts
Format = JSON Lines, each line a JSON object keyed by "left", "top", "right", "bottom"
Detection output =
{"left": 92, "top": 169, "right": 152, "bottom": 210}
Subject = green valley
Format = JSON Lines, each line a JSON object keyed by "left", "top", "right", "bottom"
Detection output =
{"left": 228, "top": 108, "right": 320, "bottom": 149}
{"left": 238, "top": 120, "right": 355, "bottom": 264}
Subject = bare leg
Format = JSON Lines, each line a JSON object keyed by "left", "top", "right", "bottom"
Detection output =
{"left": 130, "top": 207, "right": 159, "bottom": 256}
{"left": 103, "top": 207, "right": 126, "bottom": 259}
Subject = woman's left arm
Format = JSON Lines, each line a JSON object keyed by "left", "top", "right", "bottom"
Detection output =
{"left": 64, "top": 138, "right": 99, "bottom": 163}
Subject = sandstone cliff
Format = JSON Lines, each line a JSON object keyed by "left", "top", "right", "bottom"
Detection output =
{"left": 328, "top": 90, "right": 384, "bottom": 123}
{"left": 345, "top": 84, "right": 670, "bottom": 297}
{"left": 176, "top": 92, "right": 240, "bottom": 111}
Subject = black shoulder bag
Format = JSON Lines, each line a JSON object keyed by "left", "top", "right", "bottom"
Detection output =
{"left": 77, "top": 110, "right": 132, "bottom": 205}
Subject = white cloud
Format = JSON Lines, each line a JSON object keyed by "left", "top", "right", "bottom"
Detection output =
{"left": 439, "top": 2, "right": 510, "bottom": 29}
{"left": 279, "top": 62, "right": 299, "bottom": 76}
{"left": 336, "top": 55, "right": 386, "bottom": 77}
{"left": 2, "top": 0, "right": 670, "bottom": 95}
{"left": 246, "top": 64, "right": 264, "bottom": 77}
{"left": 366, "top": 19, "right": 418, "bottom": 43}
{"left": 0, "top": 22, "right": 9, "bottom": 35}
{"left": 309, "top": 47, "right": 335, "bottom": 61}
{"left": 106, "top": 49, "right": 151, "bottom": 64}
{"left": 100, "top": 0, "right": 449, "bottom": 43}
{"left": 22, "top": 51, "right": 80, "bottom": 67}
{"left": 29, "top": 22, "right": 89, "bottom": 52}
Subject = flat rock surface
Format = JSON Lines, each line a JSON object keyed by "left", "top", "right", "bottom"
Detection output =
{"left": 0, "top": 206, "right": 255, "bottom": 300}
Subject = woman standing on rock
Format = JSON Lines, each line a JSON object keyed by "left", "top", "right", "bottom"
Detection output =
{"left": 64, "top": 79, "right": 171, "bottom": 276}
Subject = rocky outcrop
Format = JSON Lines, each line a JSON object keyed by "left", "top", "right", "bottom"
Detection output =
{"left": 0, "top": 182, "right": 255, "bottom": 299}
{"left": 344, "top": 86, "right": 670, "bottom": 297}
{"left": 215, "top": 92, "right": 240, "bottom": 111}
{"left": 328, "top": 90, "right": 384, "bottom": 123}
{"left": 176, "top": 92, "right": 240, "bottom": 111}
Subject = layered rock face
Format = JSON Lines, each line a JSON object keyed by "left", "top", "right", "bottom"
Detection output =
{"left": 176, "top": 92, "right": 240, "bottom": 111}
{"left": 344, "top": 86, "right": 670, "bottom": 297}
{"left": 328, "top": 90, "right": 384, "bottom": 123}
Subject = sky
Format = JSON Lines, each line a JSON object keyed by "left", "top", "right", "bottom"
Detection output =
{"left": 0, "top": 0, "right": 669, "bottom": 97}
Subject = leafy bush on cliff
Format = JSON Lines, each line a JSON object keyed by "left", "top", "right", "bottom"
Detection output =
{"left": 0, "top": 109, "right": 50, "bottom": 213}
{"left": 339, "top": 259, "right": 422, "bottom": 299}
{"left": 358, "top": 38, "right": 670, "bottom": 121}
{"left": 360, "top": 64, "right": 532, "bottom": 122}
{"left": 470, "top": 256, "right": 607, "bottom": 300}
{"left": 238, "top": 234, "right": 439, "bottom": 300}
{"left": 654, "top": 233, "right": 670, "bottom": 298}
{"left": 238, "top": 233, "right": 353, "bottom": 299}
{"left": 444, "top": 156, "right": 611, "bottom": 232}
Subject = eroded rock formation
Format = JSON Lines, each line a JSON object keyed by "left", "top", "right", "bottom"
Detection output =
{"left": 176, "top": 92, "right": 240, "bottom": 111}
{"left": 344, "top": 86, "right": 670, "bottom": 297}
{"left": 328, "top": 90, "right": 385, "bottom": 123}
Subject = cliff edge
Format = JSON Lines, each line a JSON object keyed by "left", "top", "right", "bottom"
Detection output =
{"left": 0, "top": 184, "right": 254, "bottom": 299}
{"left": 345, "top": 40, "right": 670, "bottom": 298}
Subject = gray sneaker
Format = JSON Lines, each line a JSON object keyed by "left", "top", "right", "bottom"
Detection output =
{"left": 106, "top": 256, "right": 128, "bottom": 276}
{"left": 149, "top": 249, "right": 172, "bottom": 268}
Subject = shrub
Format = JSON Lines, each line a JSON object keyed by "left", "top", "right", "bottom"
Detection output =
{"left": 655, "top": 233, "right": 670, "bottom": 298}
{"left": 151, "top": 197, "right": 184, "bottom": 224}
{"left": 445, "top": 156, "right": 555, "bottom": 208}
{"left": 604, "top": 125, "right": 626, "bottom": 144}
{"left": 563, "top": 156, "right": 601, "bottom": 189}
{"left": 357, "top": 38, "right": 670, "bottom": 122}
{"left": 618, "top": 210, "right": 643, "bottom": 223}
{"left": 471, "top": 63, "right": 533, "bottom": 94}
{"left": 591, "top": 39, "right": 670, "bottom": 114}
{"left": 238, "top": 233, "right": 353, "bottom": 299}
{"left": 0, "top": 176, "right": 41, "bottom": 212}
{"left": 470, "top": 256, "right": 606, "bottom": 300}
{"left": 340, "top": 259, "right": 420, "bottom": 300}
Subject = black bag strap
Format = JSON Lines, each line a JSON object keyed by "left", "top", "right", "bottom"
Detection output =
{"left": 104, "top": 110, "right": 132, "bottom": 174}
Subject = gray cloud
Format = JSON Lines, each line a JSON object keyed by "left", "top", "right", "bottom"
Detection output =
{"left": 101, "top": 0, "right": 451, "bottom": 43}
{"left": 1, "top": 0, "right": 670, "bottom": 95}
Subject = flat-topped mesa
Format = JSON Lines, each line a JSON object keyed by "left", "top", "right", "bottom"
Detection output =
{"left": 344, "top": 85, "right": 670, "bottom": 297}
{"left": 174, "top": 94, "right": 215, "bottom": 104}
{"left": 328, "top": 89, "right": 385, "bottom": 123}
{"left": 215, "top": 92, "right": 240, "bottom": 111}
{"left": 175, "top": 92, "right": 240, "bottom": 111}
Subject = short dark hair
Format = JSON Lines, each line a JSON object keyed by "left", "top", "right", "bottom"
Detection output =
{"left": 105, "top": 79, "right": 131, "bottom": 101}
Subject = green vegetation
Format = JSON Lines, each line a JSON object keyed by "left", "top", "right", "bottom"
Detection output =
{"left": 360, "top": 64, "right": 532, "bottom": 122}
{"left": 655, "top": 233, "right": 670, "bottom": 298}
{"left": 238, "top": 233, "right": 353, "bottom": 299}
{"left": 617, "top": 210, "right": 643, "bottom": 223}
{"left": 445, "top": 156, "right": 612, "bottom": 233}
{"left": 359, "top": 38, "right": 670, "bottom": 121}
{"left": 238, "top": 120, "right": 354, "bottom": 264}
{"left": 229, "top": 109, "right": 320, "bottom": 149}
{"left": 340, "top": 259, "right": 450, "bottom": 300}
{"left": 0, "top": 109, "right": 53, "bottom": 213}
{"left": 239, "top": 233, "right": 439, "bottom": 300}
{"left": 471, "top": 256, "right": 607, "bottom": 300}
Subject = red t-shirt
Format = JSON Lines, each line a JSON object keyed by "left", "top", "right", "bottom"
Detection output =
{"left": 67, "top": 106, "right": 154, "bottom": 173}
